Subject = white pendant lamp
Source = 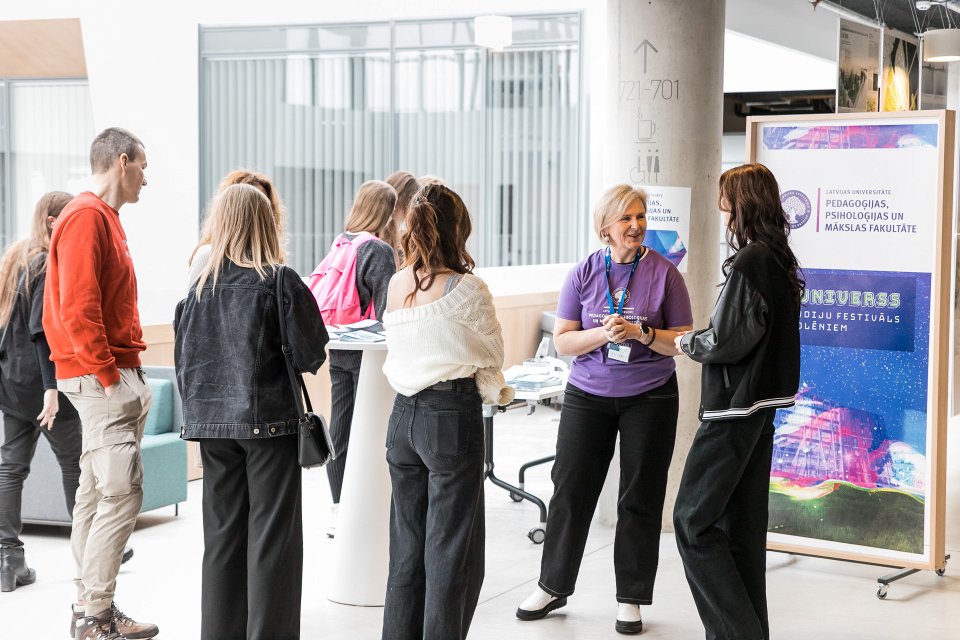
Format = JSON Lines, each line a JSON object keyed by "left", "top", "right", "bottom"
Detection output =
{"left": 924, "top": 29, "right": 960, "bottom": 62}
{"left": 474, "top": 15, "right": 512, "bottom": 51}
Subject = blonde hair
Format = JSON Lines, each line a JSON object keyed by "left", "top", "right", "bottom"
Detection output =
{"left": 193, "top": 183, "right": 281, "bottom": 300}
{"left": 191, "top": 169, "right": 287, "bottom": 267}
{"left": 344, "top": 180, "right": 397, "bottom": 237}
{"left": 0, "top": 191, "right": 73, "bottom": 326}
{"left": 592, "top": 184, "right": 648, "bottom": 244}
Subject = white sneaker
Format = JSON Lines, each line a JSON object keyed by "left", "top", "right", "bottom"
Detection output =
{"left": 516, "top": 586, "right": 567, "bottom": 620}
{"left": 615, "top": 603, "right": 643, "bottom": 635}
{"left": 326, "top": 503, "right": 338, "bottom": 538}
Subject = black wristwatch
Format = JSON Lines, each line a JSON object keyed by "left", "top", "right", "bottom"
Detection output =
{"left": 639, "top": 323, "right": 653, "bottom": 345}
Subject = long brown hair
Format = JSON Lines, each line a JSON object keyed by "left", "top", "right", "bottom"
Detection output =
{"left": 719, "top": 163, "right": 804, "bottom": 305}
{"left": 381, "top": 170, "right": 418, "bottom": 255}
{"left": 0, "top": 191, "right": 73, "bottom": 326}
{"left": 400, "top": 183, "right": 475, "bottom": 306}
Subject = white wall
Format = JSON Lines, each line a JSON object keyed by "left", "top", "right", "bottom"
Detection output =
{"left": 0, "top": 0, "right": 610, "bottom": 323}
{"left": 0, "top": 0, "right": 843, "bottom": 323}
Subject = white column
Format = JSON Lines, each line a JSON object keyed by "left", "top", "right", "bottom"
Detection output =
{"left": 597, "top": 0, "right": 726, "bottom": 529}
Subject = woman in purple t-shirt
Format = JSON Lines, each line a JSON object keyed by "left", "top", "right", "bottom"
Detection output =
{"left": 516, "top": 184, "right": 693, "bottom": 634}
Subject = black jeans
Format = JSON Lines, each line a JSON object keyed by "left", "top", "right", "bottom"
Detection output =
{"left": 538, "top": 374, "right": 678, "bottom": 604}
{"left": 382, "top": 380, "right": 485, "bottom": 640}
{"left": 199, "top": 435, "right": 302, "bottom": 640}
{"left": 327, "top": 349, "right": 362, "bottom": 504}
{"left": 0, "top": 407, "right": 82, "bottom": 547}
{"left": 673, "top": 408, "right": 775, "bottom": 640}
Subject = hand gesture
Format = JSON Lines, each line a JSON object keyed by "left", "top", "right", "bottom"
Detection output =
{"left": 37, "top": 389, "right": 59, "bottom": 430}
{"left": 602, "top": 314, "right": 631, "bottom": 344}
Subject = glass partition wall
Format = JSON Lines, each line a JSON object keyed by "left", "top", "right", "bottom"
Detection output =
{"left": 0, "top": 79, "right": 93, "bottom": 248}
{"left": 200, "top": 13, "right": 585, "bottom": 274}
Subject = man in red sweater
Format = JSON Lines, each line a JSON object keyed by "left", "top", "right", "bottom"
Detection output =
{"left": 43, "top": 128, "right": 159, "bottom": 640}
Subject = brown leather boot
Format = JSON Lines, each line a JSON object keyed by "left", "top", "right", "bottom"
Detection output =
{"left": 74, "top": 610, "right": 120, "bottom": 640}
{"left": 110, "top": 602, "right": 159, "bottom": 639}
{"left": 0, "top": 547, "right": 36, "bottom": 592}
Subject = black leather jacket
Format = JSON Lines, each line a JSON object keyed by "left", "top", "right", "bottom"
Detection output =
{"left": 680, "top": 243, "right": 800, "bottom": 421}
{"left": 174, "top": 261, "right": 329, "bottom": 439}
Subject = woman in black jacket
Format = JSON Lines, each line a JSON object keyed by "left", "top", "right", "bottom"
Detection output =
{"left": 174, "top": 183, "right": 329, "bottom": 640}
{"left": 673, "top": 163, "right": 802, "bottom": 640}
{"left": 0, "top": 192, "right": 78, "bottom": 591}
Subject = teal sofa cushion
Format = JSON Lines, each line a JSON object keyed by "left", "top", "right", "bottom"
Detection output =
{"left": 144, "top": 378, "right": 174, "bottom": 436}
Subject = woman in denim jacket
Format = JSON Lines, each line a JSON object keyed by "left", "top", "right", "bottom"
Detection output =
{"left": 174, "top": 183, "right": 328, "bottom": 640}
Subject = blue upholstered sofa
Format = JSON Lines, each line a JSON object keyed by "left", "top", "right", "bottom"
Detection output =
{"left": 18, "top": 365, "right": 188, "bottom": 525}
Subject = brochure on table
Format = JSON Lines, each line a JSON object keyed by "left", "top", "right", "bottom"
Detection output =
{"left": 748, "top": 111, "right": 954, "bottom": 571}
{"left": 328, "top": 319, "right": 386, "bottom": 342}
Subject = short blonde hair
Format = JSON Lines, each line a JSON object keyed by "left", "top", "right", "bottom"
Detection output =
{"left": 592, "top": 184, "right": 648, "bottom": 244}
{"left": 194, "top": 183, "right": 282, "bottom": 300}
{"left": 345, "top": 180, "right": 397, "bottom": 236}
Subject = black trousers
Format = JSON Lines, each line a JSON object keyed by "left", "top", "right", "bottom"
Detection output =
{"left": 673, "top": 408, "right": 776, "bottom": 640}
{"left": 199, "top": 435, "right": 302, "bottom": 640}
{"left": 538, "top": 375, "right": 678, "bottom": 604}
{"left": 382, "top": 382, "right": 485, "bottom": 640}
{"left": 327, "top": 349, "right": 362, "bottom": 504}
{"left": 0, "top": 407, "right": 82, "bottom": 547}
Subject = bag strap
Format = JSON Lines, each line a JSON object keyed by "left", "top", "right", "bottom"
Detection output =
{"left": 275, "top": 266, "right": 314, "bottom": 417}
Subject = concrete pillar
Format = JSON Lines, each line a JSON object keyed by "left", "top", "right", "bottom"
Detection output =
{"left": 597, "top": 0, "right": 726, "bottom": 530}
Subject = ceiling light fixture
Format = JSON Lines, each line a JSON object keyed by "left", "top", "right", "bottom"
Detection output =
{"left": 474, "top": 15, "right": 512, "bottom": 51}
{"left": 924, "top": 28, "right": 960, "bottom": 62}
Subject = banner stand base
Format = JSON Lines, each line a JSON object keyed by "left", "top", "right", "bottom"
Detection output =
{"left": 876, "top": 554, "right": 950, "bottom": 600}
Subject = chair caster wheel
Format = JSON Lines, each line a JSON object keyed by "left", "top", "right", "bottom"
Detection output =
{"left": 509, "top": 492, "right": 523, "bottom": 502}
{"left": 877, "top": 584, "right": 888, "bottom": 599}
{"left": 528, "top": 527, "right": 546, "bottom": 544}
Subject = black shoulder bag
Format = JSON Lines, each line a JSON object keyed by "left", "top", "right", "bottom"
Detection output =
{"left": 276, "top": 266, "right": 335, "bottom": 468}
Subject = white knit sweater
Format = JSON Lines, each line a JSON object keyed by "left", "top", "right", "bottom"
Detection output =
{"left": 382, "top": 274, "right": 515, "bottom": 405}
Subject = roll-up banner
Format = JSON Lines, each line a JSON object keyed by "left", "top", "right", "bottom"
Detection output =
{"left": 747, "top": 111, "right": 954, "bottom": 570}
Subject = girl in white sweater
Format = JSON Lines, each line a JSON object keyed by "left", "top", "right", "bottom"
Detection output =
{"left": 380, "top": 183, "right": 512, "bottom": 640}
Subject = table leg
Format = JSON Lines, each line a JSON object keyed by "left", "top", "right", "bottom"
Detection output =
{"left": 483, "top": 413, "right": 549, "bottom": 534}
{"left": 327, "top": 348, "right": 395, "bottom": 606}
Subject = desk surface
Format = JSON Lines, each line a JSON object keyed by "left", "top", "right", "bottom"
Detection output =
{"left": 512, "top": 383, "right": 566, "bottom": 402}
{"left": 326, "top": 338, "right": 388, "bottom": 351}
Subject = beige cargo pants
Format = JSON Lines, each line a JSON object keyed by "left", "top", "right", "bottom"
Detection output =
{"left": 58, "top": 367, "right": 152, "bottom": 616}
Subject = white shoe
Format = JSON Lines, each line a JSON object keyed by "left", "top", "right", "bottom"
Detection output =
{"left": 516, "top": 586, "right": 567, "bottom": 620}
{"left": 326, "top": 503, "right": 338, "bottom": 538}
{"left": 615, "top": 603, "right": 643, "bottom": 635}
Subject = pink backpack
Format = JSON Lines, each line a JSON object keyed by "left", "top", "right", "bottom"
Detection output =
{"left": 308, "top": 232, "right": 378, "bottom": 326}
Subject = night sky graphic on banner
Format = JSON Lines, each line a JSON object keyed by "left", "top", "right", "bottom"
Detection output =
{"left": 769, "top": 268, "right": 929, "bottom": 553}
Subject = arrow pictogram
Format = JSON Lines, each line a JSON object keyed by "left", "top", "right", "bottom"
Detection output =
{"left": 633, "top": 39, "right": 658, "bottom": 73}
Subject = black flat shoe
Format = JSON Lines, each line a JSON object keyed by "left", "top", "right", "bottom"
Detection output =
{"left": 615, "top": 618, "right": 643, "bottom": 635}
{"left": 516, "top": 596, "right": 568, "bottom": 621}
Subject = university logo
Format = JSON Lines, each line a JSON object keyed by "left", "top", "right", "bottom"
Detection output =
{"left": 780, "top": 190, "right": 812, "bottom": 229}
{"left": 613, "top": 287, "right": 630, "bottom": 307}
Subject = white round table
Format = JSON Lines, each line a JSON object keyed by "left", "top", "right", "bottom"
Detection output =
{"left": 325, "top": 339, "right": 394, "bottom": 606}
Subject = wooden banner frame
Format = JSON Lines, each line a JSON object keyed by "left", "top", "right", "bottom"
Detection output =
{"left": 747, "top": 110, "right": 953, "bottom": 572}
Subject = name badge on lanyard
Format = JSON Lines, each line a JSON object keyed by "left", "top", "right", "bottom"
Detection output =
{"left": 604, "top": 247, "right": 641, "bottom": 365}
{"left": 608, "top": 342, "right": 631, "bottom": 363}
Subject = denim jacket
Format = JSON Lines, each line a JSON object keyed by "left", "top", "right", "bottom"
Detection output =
{"left": 174, "top": 261, "right": 329, "bottom": 439}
